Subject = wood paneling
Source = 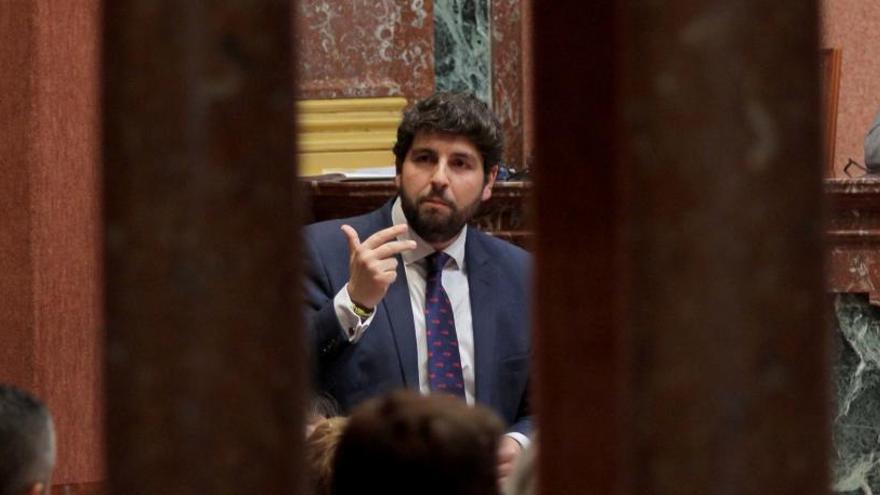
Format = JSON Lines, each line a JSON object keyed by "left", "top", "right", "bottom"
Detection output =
{"left": 822, "top": 48, "right": 842, "bottom": 176}
{"left": 0, "top": 0, "right": 103, "bottom": 485}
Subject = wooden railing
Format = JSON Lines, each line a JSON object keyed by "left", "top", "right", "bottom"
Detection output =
{"left": 302, "top": 180, "right": 533, "bottom": 248}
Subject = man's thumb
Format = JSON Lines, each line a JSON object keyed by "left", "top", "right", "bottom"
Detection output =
{"left": 340, "top": 224, "right": 360, "bottom": 252}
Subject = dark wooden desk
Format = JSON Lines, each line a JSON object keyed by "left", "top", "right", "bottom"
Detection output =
{"left": 301, "top": 180, "right": 533, "bottom": 248}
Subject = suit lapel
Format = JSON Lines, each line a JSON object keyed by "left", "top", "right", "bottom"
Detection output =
{"left": 373, "top": 199, "right": 419, "bottom": 388}
{"left": 382, "top": 260, "right": 419, "bottom": 388}
{"left": 467, "top": 229, "right": 499, "bottom": 409}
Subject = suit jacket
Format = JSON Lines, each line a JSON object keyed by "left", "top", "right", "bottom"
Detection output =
{"left": 303, "top": 199, "right": 532, "bottom": 434}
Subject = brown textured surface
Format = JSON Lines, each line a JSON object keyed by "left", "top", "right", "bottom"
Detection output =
{"left": 491, "top": 0, "right": 524, "bottom": 169}
{"left": 103, "top": 1, "right": 303, "bottom": 494}
{"left": 532, "top": 4, "right": 625, "bottom": 493}
{"left": 0, "top": 0, "right": 104, "bottom": 486}
{"left": 533, "top": 1, "right": 829, "bottom": 495}
{"left": 826, "top": 178, "right": 880, "bottom": 303}
{"left": 621, "top": 2, "right": 829, "bottom": 492}
{"left": 821, "top": 48, "right": 842, "bottom": 175}
{"left": 294, "top": 0, "right": 434, "bottom": 100}
{"left": 821, "top": 0, "right": 880, "bottom": 176}
{"left": 0, "top": 0, "right": 38, "bottom": 393}
{"left": 32, "top": 0, "right": 104, "bottom": 485}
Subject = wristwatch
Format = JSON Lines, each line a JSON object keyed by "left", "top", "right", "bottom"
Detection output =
{"left": 351, "top": 301, "right": 374, "bottom": 321}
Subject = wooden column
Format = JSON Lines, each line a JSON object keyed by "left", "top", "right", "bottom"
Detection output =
{"left": 102, "top": 2, "right": 303, "bottom": 494}
{"left": 0, "top": 1, "right": 104, "bottom": 489}
{"left": 532, "top": 1, "right": 830, "bottom": 495}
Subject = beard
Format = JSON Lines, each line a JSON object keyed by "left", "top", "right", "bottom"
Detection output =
{"left": 399, "top": 186, "right": 483, "bottom": 244}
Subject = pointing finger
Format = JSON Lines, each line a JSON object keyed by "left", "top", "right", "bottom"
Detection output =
{"left": 373, "top": 240, "right": 418, "bottom": 260}
{"left": 361, "top": 224, "right": 409, "bottom": 250}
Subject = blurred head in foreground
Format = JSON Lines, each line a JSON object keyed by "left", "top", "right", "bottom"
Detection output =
{"left": 332, "top": 390, "right": 504, "bottom": 495}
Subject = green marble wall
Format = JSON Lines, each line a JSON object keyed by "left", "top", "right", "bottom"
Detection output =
{"left": 833, "top": 294, "right": 880, "bottom": 494}
{"left": 434, "top": 0, "right": 492, "bottom": 103}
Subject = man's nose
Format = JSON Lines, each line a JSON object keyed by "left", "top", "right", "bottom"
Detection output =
{"left": 430, "top": 160, "right": 450, "bottom": 187}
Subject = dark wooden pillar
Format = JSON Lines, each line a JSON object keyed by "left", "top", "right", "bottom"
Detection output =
{"left": 532, "top": 1, "right": 830, "bottom": 495}
{"left": 102, "top": 2, "right": 303, "bottom": 494}
{"left": 0, "top": 1, "right": 104, "bottom": 489}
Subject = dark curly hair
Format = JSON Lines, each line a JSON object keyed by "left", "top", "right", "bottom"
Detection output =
{"left": 392, "top": 92, "right": 504, "bottom": 176}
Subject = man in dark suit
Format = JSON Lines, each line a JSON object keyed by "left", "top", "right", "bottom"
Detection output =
{"left": 304, "top": 92, "right": 531, "bottom": 478}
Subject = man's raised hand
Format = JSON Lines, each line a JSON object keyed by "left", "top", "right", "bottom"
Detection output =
{"left": 341, "top": 224, "right": 417, "bottom": 310}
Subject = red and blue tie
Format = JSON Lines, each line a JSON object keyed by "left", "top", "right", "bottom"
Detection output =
{"left": 424, "top": 252, "right": 465, "bottom": 398}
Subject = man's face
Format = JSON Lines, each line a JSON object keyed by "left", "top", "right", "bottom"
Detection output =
{"left": 396, "top": 131, "right": 498, "bottom": 246}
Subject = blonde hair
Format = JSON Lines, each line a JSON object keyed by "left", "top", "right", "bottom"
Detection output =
{"left": 305, "top": 416, "right": 348, "bottom": 495}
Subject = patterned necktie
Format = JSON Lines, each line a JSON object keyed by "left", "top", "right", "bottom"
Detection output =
{"left": 424, "top": 251, "right": 465, "bottom": 398}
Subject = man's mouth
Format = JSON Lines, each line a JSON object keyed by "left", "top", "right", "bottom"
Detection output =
{"left": 421, "top": 197, "right": 452, "bottom": 209}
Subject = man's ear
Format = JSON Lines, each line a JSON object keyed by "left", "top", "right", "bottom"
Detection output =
{"left": 481, "top": 165, "right": 499, "bottom": 201}
{"left": 394, "top": 174, "right": 401, "bottom": 188}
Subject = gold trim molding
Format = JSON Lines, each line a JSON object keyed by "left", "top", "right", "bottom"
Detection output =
{"left": 296, "top": 97, "right": 407, "bottom": 175}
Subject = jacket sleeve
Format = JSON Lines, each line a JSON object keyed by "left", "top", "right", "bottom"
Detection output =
{"left": 509, "top": 412, "right": 533, "bottom": 437}
{"left": 303, "top": 231, "right": 349, "bottom": 360}
{"left": 509, "top": 250, "right": 533, "bottom": 438}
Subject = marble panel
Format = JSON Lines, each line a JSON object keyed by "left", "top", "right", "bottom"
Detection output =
{"left": 826, "top": 179, "right": 880, "bottom": 305}
{"left": 295, "top": 0, "right": 434, "bottom": 99}
{"left": 491, "top": 0, "right": 524, "bottom": 168}
{"left": 833, "top": 295, "right": 880, "bottom": 494}
{"left": 760, "top": 179, "right": 880, "bottom": 493}
{"left": 434, "top": 0, "right": 491, "bottom": 103}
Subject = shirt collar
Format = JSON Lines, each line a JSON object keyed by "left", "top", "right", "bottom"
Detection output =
{"left": 392, "top": 196, "right": 467, "bottom": 270}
